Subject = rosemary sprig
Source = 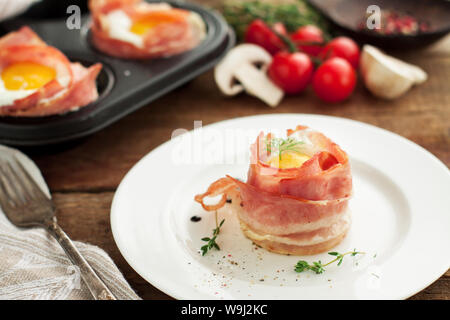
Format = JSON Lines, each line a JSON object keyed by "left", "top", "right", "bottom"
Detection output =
{"left": 266, "top": 137, "right": 305, "bottom": 160}
{"left": 295, "top": 249, "right": 365, "bottom": 274}
{"left": 201, "top": 212, "right": 225, "bottom": 256}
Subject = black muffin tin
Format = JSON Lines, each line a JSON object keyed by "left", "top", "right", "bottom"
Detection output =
{"left": 0, "top": 0, "right": 234, "bottom": 146}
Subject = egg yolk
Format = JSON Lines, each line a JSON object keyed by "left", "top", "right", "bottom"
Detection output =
{"left": 130, "top": 15, "right": 178, "bottom": 35}
{"left": 130, "top": 19, "right": 160, "bottom": 35}
{"left": 268, "top": 151, "right": 310, "bottom": 169}
{"left": 1, "top": 62, "right": 56, "bottom": 91}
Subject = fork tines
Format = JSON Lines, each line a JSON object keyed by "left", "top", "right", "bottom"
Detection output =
{"left": 0, "top": 156, "right": 49, "bottom": 208}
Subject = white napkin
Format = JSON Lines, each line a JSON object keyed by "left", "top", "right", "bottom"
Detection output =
{"left": 0, "top": 145, "right": 140, "bottom": 300}
{"left": 0, "top": 0, "right": 38, "bottom": 22}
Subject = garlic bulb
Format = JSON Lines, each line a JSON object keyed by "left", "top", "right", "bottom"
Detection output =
{"left": 360, "top": 45, "right": 427, "bottom": 99}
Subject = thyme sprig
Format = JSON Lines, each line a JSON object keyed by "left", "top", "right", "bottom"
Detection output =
{"left": 295, "top": 249, "right": 365, "bottom": 274}
{"left": 266, "top": 137, "right": 305, "bottom": 160}
{"left": 201, "top": 212, "right": 225, "bottom": 256}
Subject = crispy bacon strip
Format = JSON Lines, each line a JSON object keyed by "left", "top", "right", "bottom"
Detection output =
{"left": 194, "top": 177, "right": 238, "bottom": 211}
{"left": 0, "top": 26, "right": 45, "bottom": 47}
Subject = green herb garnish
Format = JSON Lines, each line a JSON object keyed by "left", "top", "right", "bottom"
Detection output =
{"left": 266, "top": 137, "right": 305, "bottom": 160}
{"left": 223, "top": 0, "right": 330, "bottom": 40}
{"left": 295, "top": 249, "right": 365, "bottom": 274}
{"left": 201, "top": 212, "right": 225, "bottom": 256}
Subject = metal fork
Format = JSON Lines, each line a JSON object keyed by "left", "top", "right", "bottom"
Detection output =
{"left": 0, "top": 156, "right": 116, "bottom": 300}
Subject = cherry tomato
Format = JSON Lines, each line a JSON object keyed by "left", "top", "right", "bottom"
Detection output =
{"left": 312, "top": 57, "right": 356, "bottom": 103}
{"left": 268, "top": 52, "right": 314, "bottom": 94}
{"left": 245, "top": 20, "right": 287, "bottom": 55}
{"left": 290, "top": 25, "right": 324, "bottom": 57}
{"left": 320, "top": 37, "right": 360, "bottom": 69}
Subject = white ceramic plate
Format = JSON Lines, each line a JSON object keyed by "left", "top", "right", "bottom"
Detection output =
{"left": 111, "top": 114, "right": 450, "bottom": 299}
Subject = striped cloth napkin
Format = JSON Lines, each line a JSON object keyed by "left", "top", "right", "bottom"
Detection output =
{"left": 0, "top": 145, "right": 140, "bottom": 300}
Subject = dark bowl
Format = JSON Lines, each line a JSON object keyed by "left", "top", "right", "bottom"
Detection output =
{"left": 307, "top": 0, "right": 450, "bottom": 50}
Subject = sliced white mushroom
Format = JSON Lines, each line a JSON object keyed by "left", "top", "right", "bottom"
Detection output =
{"left": 360, "top": 45, "right": 427, "bottom": 99}
{"left": 214, "top": 44, "right": 284, "bottom": 107}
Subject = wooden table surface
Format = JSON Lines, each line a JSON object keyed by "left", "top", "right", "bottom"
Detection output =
{"left": 24, "top": 2, "right": 450, "bottom": 300}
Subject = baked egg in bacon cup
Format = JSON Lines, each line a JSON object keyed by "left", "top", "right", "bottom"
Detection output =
{"left": 0, "top": 27, "right": 102, "bottom": 117}
{"left": 195, "top": 125, "right": 353, "bottom": 255}
{"left": 89, "top": 0, "right": 206, "bottom": 59}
